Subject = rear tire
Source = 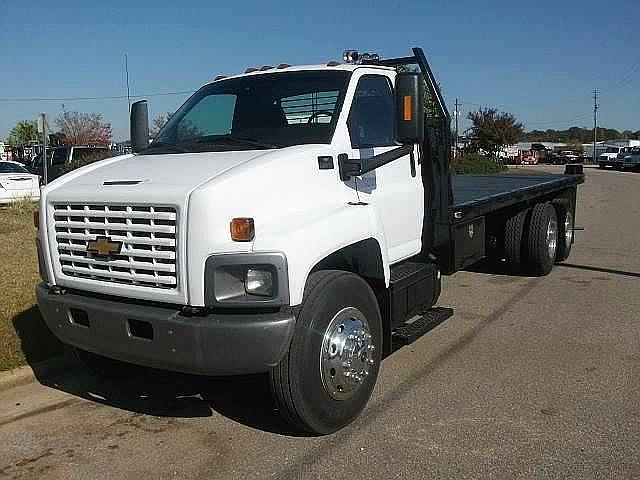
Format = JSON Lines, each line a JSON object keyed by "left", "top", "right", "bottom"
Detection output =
{"left": 525, "top": 203, "right": 558, "bottom": 275}
{"left": 554, "top": 202, "right": 574, "bottom": 262}
{"left": 269, "top": 270, "right": 382, "bottom": 434}
{"left": 504, "top": 208, "right": 529, "bottom": 269}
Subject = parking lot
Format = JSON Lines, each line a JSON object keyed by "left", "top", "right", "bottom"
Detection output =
{"left": 0, "top": 165, "right": 638, "bottom": 479}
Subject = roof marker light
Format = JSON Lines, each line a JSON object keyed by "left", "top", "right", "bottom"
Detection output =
{"left": 276, "top": 63, "right": 291, "bottom": 69}
{"left": 343, "top": 50, "right": 359, "bottom": 63}
{"left": 259, "top": 65, "right": 273, "bottom": 71}
{"left": 326, "top": 61, "right": 340, "bottom": 66}
{"left": 244, "top": 67, "right": 258, "bottom": 73}
{"left": 213, "top": 75, "right": 226, "bottom": 81}
{"left": 343, "top": 50, "right": 380, "bottom": 64}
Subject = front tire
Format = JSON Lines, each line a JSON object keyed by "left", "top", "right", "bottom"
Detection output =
{"left": 270, "top": 270, "right": 382, "bottom": 434}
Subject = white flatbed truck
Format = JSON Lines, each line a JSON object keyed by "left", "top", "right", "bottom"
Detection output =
{"left": 35, "top": 48, "right": 584, "bottom": 434}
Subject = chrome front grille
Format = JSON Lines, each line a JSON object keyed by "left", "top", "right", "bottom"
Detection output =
{"left": 52, "top": 204, "right": 178, "bottom": 289}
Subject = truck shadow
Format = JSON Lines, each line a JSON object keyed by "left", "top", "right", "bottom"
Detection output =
{"left": 463, "top": 258, "right": 530, "bottom": 277}
{"left": 40, "top": 366, "right": 307, "bottom": 436}
{"left": 11, "top": 306, "right": 65, "bottom": 368}
{"left": 11, "top": 306, "right": 304, "bottom": 435}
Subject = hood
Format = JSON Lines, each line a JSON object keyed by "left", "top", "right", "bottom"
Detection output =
{"left": 44, "top": 150, "right": 272, "bottom": 205}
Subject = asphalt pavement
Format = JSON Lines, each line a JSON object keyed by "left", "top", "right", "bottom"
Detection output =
{"left": 1, "top": 165, "right": 638, "bottom": 479}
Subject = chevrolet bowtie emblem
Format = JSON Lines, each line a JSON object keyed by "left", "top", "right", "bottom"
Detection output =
{"left": 87, "top": 236, "right": 122, "bottom": 256}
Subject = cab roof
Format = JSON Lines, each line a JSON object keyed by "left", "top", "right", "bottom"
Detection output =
{"left": 213, "top": 63, "right": 395, "bottom": 82}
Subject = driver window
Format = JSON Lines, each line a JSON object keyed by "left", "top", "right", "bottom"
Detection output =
{"left": 347, "top": 75, "right": 395, "bottom": 148}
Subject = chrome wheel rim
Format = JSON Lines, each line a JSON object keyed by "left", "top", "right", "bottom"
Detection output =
{"left": 564, "top": 211, "right": 573, "bottom": 252}
{"left": 547, "top": 216, "right": 558, "bottom": 260}
{"left": 320, "top": 307, "right": 375, "bottom": 401}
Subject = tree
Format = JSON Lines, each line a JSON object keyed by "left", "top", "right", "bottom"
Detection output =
{"left": 6, "top": 120, "right": 38, "bottom": 146}
{"left": 395, "top": 65, "right": 443, "bottom": 118}
{"left": 149, "top": 112, "right": 173, "bottom": 138}
{"left": 55, "top": 111, "right": 112, "bottom": 145}
{"left": 467, "top": 108, "right": 524, "bottom": 156}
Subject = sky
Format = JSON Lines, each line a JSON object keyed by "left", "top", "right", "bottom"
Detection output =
{"left": 1, "top": 0, "right": 638, "bottom": 142}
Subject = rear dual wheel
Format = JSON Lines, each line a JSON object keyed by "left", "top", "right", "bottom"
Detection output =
{"left": 503, "top": 201, "right": 574, "bottom": 275}
{"left": 526, "top": 203, "right": 558, "bottom": 275}
{"left": 554, "top": 202, "right": 574, "bottom": 262}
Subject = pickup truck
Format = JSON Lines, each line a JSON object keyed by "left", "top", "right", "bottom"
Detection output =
{"left": 620, "top": 147, "right": 640, "bottom": 171}
{"left": 31, "top": 145, "right": 112, "bottom": 182}
{"left": 598, "top": 146, "right": 625, "bottom": 169}
{"left": 35, "top": 48, "right": 584, "bottom": 434}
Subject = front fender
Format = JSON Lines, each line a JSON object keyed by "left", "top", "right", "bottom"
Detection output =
{"left": 253, "top": 203, "right": 389, "bottom": 305}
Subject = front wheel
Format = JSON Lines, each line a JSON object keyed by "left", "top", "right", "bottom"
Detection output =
{"left": 270, "top": 270, "right": 382, "bottom": 434}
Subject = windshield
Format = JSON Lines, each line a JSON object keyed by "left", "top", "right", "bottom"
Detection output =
{"left": 150, "top": 70, "right": 350, "bottom": 154}
{"left": 0, "top": 162, "right": 29, "bottom": 174}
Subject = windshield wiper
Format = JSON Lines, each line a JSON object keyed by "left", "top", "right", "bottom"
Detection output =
{"left": 195, "top": 135, "right": 282, "bottom": 149}
{"left": 142, "top": 141, "right": 191, "bottom": 154}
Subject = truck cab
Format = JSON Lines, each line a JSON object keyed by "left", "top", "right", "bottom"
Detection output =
{"left": 35, "top": 48, "right": 583, "bottom": 434}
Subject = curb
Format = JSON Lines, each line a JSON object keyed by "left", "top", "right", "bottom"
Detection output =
{"left": 0, "top": 355, "right": 73, "bottom": 392}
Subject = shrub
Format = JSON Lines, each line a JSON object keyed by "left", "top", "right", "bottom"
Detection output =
{"left": 61, "top": 150, "right": 115, "bottom": 174}
{"left": 452, "top": 153, "right": 507, "bottom": 174}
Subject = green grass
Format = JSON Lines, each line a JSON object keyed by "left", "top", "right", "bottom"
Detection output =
{"left": 0, "top": 202, "right": 64, "bottom": 372}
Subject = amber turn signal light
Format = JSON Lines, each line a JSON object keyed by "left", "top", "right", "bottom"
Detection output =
{"left": 230, "top": 217, "right": 255, "bottom": 242}
{"left": 403, "top": 95, "right": 413, "bottom": 121}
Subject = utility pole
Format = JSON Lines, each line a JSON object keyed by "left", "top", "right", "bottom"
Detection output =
{"left": 125, "top": 53, "right": 131, "bottom": 114}
{"left": 37, "top": 113, "right": 48, "bottom": 185}
{"left": 454, "top": 98, "right": 460, "bottom": 158}
{"left": 592, "top": 89, "right": 599, "bottom": 164}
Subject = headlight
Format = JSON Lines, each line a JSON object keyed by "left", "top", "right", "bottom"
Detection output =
{"left": 204, "top": 253, "right": 289, "bottom": 307}
{"left": 245, "top": 268, "right": 274, "bottom": 297}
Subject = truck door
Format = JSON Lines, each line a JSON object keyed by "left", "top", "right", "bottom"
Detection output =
{"left": 346, "top": 73, "right": 424, "bottom": 263}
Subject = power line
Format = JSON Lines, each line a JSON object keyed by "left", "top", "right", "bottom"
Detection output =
{"left": 524, "top": 113, "right": 593, "bottom": 127}
{"left": 0, "top": 90, "right": 195, "bottom": 103}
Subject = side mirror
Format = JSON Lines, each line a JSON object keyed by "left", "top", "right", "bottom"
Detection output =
{"left": 395, "top": 72, "right": 424, "bottom": 144}
{"left": 130, "top": 100, "right": 149, "bottom": 153}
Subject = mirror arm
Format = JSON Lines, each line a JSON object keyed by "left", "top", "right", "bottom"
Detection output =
{"left": 338, "top": 144, "right": 413, "bottom": 181}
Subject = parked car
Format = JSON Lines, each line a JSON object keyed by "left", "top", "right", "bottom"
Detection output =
{"left": 553, "top": 151, "right": 581, "bottom": 165}
{"left": 0, "top": 161, "right": 40, "bottom": 204}
{"left": 621, "top": 147, "right": 640, "bottom": 171}
{"left": 613, "top": 147, "right": 635, "bottom": 170}
{"left": 31, "top": 146, "right": 111, "bottom": 182}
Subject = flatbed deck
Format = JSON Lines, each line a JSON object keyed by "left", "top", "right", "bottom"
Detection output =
{"left": 450, "top": 172, "right": 584, "bottom": 221}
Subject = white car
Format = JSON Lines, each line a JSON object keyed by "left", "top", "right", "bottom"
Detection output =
{"left": 0, "top": 161, "right": 40, "bottom": 204}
